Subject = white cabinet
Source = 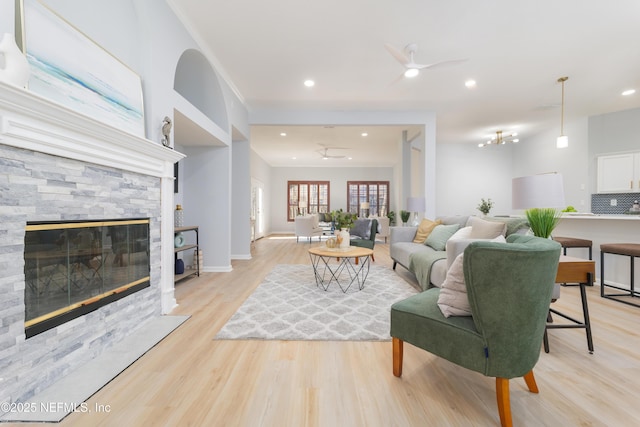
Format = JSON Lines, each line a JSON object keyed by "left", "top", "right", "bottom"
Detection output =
{"left": 597, "top": 153, "right": 640, "bottom": 193}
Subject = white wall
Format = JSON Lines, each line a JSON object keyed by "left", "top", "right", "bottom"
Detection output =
{"left": 270, "top": 166, "right": 395, "bottom": 233}
{"left": 251, "top": 149, "right": 273, "bottom": 235}
{"left": 512, "top": 117, "right": 590, "bottom": 212}
{"left": 435, "top": 143, "right": 514, "bottom": 216}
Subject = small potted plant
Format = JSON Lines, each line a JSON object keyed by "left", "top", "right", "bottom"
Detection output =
{"left": 400, "top": 210, "right": 411, "bottom": 226}
{"left": 526, "top": 208, "right": 562, "bottom": 238}
{"left": 387, "top": 211, "right": 396, "bottom": 226}
{"left": 477, "top": 198, "right": 494, "bottom": 216}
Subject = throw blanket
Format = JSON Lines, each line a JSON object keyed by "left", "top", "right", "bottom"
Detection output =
{"left": 409, "top": 250, "right": 447, "bottom": 291}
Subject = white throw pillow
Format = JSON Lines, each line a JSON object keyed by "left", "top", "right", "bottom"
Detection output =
{"left": 449, "top": 226, "right": 472, "bottom": 240}
{"left": 468, "top": 216, "right": 507, "bottom": 239}
{"left": 437, "top": 235, "right": 507, "bottom": 317}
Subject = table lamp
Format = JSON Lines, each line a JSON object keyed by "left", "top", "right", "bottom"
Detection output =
{"left": 360, "top": 202, "right": 370, "bottom": 218}
{"left": 512, "top": 173, "right": 566, "bottom": 238}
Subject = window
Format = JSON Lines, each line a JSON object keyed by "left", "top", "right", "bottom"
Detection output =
{"left": 287, "top": 181, "right": 330, "bottom": 221}
{"left": 347, "top": 181, "right": 390, "bottom": 217}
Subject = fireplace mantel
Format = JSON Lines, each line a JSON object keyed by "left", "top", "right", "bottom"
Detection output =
{"left": 0, "top": 81, "right": 184, "bottom": 314}
{"left": 0, "top": 82, "right": 184, "bottom": 176}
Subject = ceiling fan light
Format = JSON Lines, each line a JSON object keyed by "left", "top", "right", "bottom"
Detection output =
{"left": 557, "top": 135, "right": 568, "bottom": 148}
{"left": 404, "top": 68, "right": 419, "bottom": 78}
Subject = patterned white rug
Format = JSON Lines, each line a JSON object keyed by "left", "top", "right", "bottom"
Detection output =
{"left": 214, "top": 264, "right": 418, "bottom": 341}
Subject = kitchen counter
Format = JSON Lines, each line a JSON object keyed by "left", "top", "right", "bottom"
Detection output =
{"left": 560, "top": 213, "right": 640, "bottom": 220}
{"left": 554, "top": 214, "right": 640, "bottom": 288}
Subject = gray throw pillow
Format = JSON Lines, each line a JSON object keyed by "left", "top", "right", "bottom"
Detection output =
{"left": 424, "top": 223, "right": 460, "bottom": 251}
{"left": 351, "top": 219, "right": 372, "bottom": 239}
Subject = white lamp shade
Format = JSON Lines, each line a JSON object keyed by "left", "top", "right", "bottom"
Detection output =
{"left": 512, "top": 173, "right": 566, "bottom": 209}
{"left": 407, "top": 197, "right": 426, "bottom": 212}
{"left": 298, "top": 201, "right": 306, "bottom": 208}
{"left": 360, "top": 202, "right": 370, "bottom": 209}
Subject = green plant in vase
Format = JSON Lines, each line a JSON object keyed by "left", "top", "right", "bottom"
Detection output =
{"left": 387, "top": 211, "right": 396, "bottom": 226}
{"left": 525, "top": 207, "right": 562, "bottom": 238}
{"left": 400, "top": 210, "right": 411, "bottom": 225}
{"left": 330, "top": 209, "right": 357, "bottom": 230}
{"left": 477, "top": 198, "right": 494, "bottom": 216}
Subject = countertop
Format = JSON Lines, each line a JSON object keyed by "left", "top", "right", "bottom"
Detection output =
{"left": 559, "top": 213, "right": 640, "bottom": 220}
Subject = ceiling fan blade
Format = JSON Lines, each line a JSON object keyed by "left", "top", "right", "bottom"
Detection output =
{"left": 418, "top": 59, "right": 468, "bottom": 70}
{"left": 384, "top": 43, "right": 410, "bottom": 65}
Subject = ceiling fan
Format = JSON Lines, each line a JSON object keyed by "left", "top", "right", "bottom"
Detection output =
{"left": 317, "top": 147, "right": 346, "bottom": 160}
{"left": 384, "top": 43, "right": 467, "bottom": 79}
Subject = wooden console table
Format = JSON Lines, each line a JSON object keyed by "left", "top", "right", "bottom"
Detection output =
{"left": 544, "top": 255, "right": 595, "bottom": 353}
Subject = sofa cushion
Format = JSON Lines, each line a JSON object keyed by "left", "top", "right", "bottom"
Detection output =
{"left": 424, "top": 224, "right": 460, "bottom": 251}
{"left": 483, "top": 216, "right": 530, "bottom": 236}
{"left": 351, "top": 219, "right": 372, "bottom": 239}
{"left": 437, "top": 235, "right": 507, "bottom": 317}
{"left": 436, "top": 216, "right": 471, "bottom": 229}
{"left": 449, "top": 226, "right": 472, "bottom": 240}
{"left": 468, "top": 216, "right": 507, "bottom": 238}
{"left": 413, "top": 218, "right": 441, "bottom": 243}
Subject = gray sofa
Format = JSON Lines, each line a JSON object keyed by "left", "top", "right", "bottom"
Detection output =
{"left": 390, "top": 216, "right": 530, "bottom": 290}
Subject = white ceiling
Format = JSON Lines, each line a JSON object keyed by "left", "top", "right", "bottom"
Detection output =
{"left": 168, "top": 0, "right": 640, "bottom": 166}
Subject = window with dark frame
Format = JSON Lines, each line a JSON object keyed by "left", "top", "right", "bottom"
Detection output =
{"left": 347, "top": 181, "right": 390, "bottom": 217}
{"left": 287, "top": 181, "right": 330, "bottom": 221}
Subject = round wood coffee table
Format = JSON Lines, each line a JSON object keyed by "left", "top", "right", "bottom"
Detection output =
{"left": 308, "top": 246, "right": 374, "bottom": 292}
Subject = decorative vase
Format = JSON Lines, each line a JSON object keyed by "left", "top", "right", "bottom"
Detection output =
{"left": 174, "top": 232, "right": 185, "bottom": 248}
{"left": 339, "top": 228, "right": 350, "bottom": 249}
{"left": 175, "top": 258, "right": 185, "bottom": 275}
{"left": 174, "top": 204, "right": 184, "bottom": 227}
{"left": 0, "top": 33, "right": 30, "bottom": 88}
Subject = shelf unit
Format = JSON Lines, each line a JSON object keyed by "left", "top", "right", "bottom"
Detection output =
{"left": 174, "top": 226, "right": 200, "bottom": 283}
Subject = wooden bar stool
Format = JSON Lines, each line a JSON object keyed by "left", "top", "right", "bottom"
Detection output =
{"left": 553, "top": 237, "right": 592, "bottom": 287}
{"left": 553, "top": 236, "right": 592, "bottom": 259}
{"left": 600, "top": 243, "right": 640, "bottom": 308}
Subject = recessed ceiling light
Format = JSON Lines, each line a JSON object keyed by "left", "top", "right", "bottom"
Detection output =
{"left": 361, "top": 132, "right": 368, "bottom": 137}
{"left": 304, "top": 79, "right": 315, "bottom": 87}
{"left": 622, "top": 89, "right": 636, "bottom": 96}
{"left": 348, "top": 157, "right": 353, "bottom": 160}
{"left": 292, "top": 156, "right": 296, "bottom": 160}
{"left": 280, "top": 132, "right": 287, "bottom": 136}
{"left": 465, "top": 80, "right": 477, "bottom": 88}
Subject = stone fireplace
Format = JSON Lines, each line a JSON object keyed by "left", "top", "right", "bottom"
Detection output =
{"left": 0, "top": 82, "right": 183, "bottom": 403}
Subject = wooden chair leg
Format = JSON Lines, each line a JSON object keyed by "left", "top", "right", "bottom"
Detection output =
{"left": 392, "top": 337, "right": 403, "bottom": 377}
{"left": 496, "top": 377, "right": 512, "bottom": 427}
{"left": 355, "top": 257, "right": 359, "bottom": 265}
{"left": 371, "top": 253, "right": 375, "bottom": 262}
{"left": 523, "top": 370, "right": 539, "bottom": 393}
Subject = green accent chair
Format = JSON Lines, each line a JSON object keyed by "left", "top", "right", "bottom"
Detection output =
{"left": 349, "top": 218, "right": 378, "bottom": 261}
{"left": 391, "top": 234, "right": 561, "bottom": 427}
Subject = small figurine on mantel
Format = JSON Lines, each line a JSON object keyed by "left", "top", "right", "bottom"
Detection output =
{"left": 629, "top": 200, "right": 640, "bottom": 214}
{"left": 161, "top": 116, "right": 172, "bottom": 148}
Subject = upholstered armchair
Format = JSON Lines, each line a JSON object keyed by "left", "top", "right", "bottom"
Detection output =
{"left": 349, "top": 218, "right": 378, "bottom": 261}
{"left": 374, "top": 216, "right": 390, "bottom": 242}
{"left": 294, "top": 215, "right": 323, "bottom": 243}
{"left": 390, "top": 234, "right": 561, "bottom": 427}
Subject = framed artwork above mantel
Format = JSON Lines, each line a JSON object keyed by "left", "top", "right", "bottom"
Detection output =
{"left": 16, "top": 0, "right": 146, "bottom": 138}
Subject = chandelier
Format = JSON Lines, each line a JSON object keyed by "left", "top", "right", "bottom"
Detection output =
{"left": 478, "top": 130, "right": 519, "bottom": 148}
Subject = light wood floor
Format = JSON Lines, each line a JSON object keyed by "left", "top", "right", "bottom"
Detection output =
{"left": 23, "top": 235, "right": 640, "bottom": 426}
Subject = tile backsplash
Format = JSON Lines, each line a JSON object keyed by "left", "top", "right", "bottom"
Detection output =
{"left": 591, "top": 193, "right": 640, "bottom": 214}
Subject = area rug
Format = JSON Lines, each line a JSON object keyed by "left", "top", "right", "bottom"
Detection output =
{"left": 214, "top": 264, "right": 418, "bottom": 341}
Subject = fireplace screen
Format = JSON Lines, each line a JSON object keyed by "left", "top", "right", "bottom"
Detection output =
{"left": 24, "top": 219, "right": 150, "bottom": 337}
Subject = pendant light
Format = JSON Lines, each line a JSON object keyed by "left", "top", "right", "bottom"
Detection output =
{"left": 557, "top": 77, "right": 569, "bottom": 148}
